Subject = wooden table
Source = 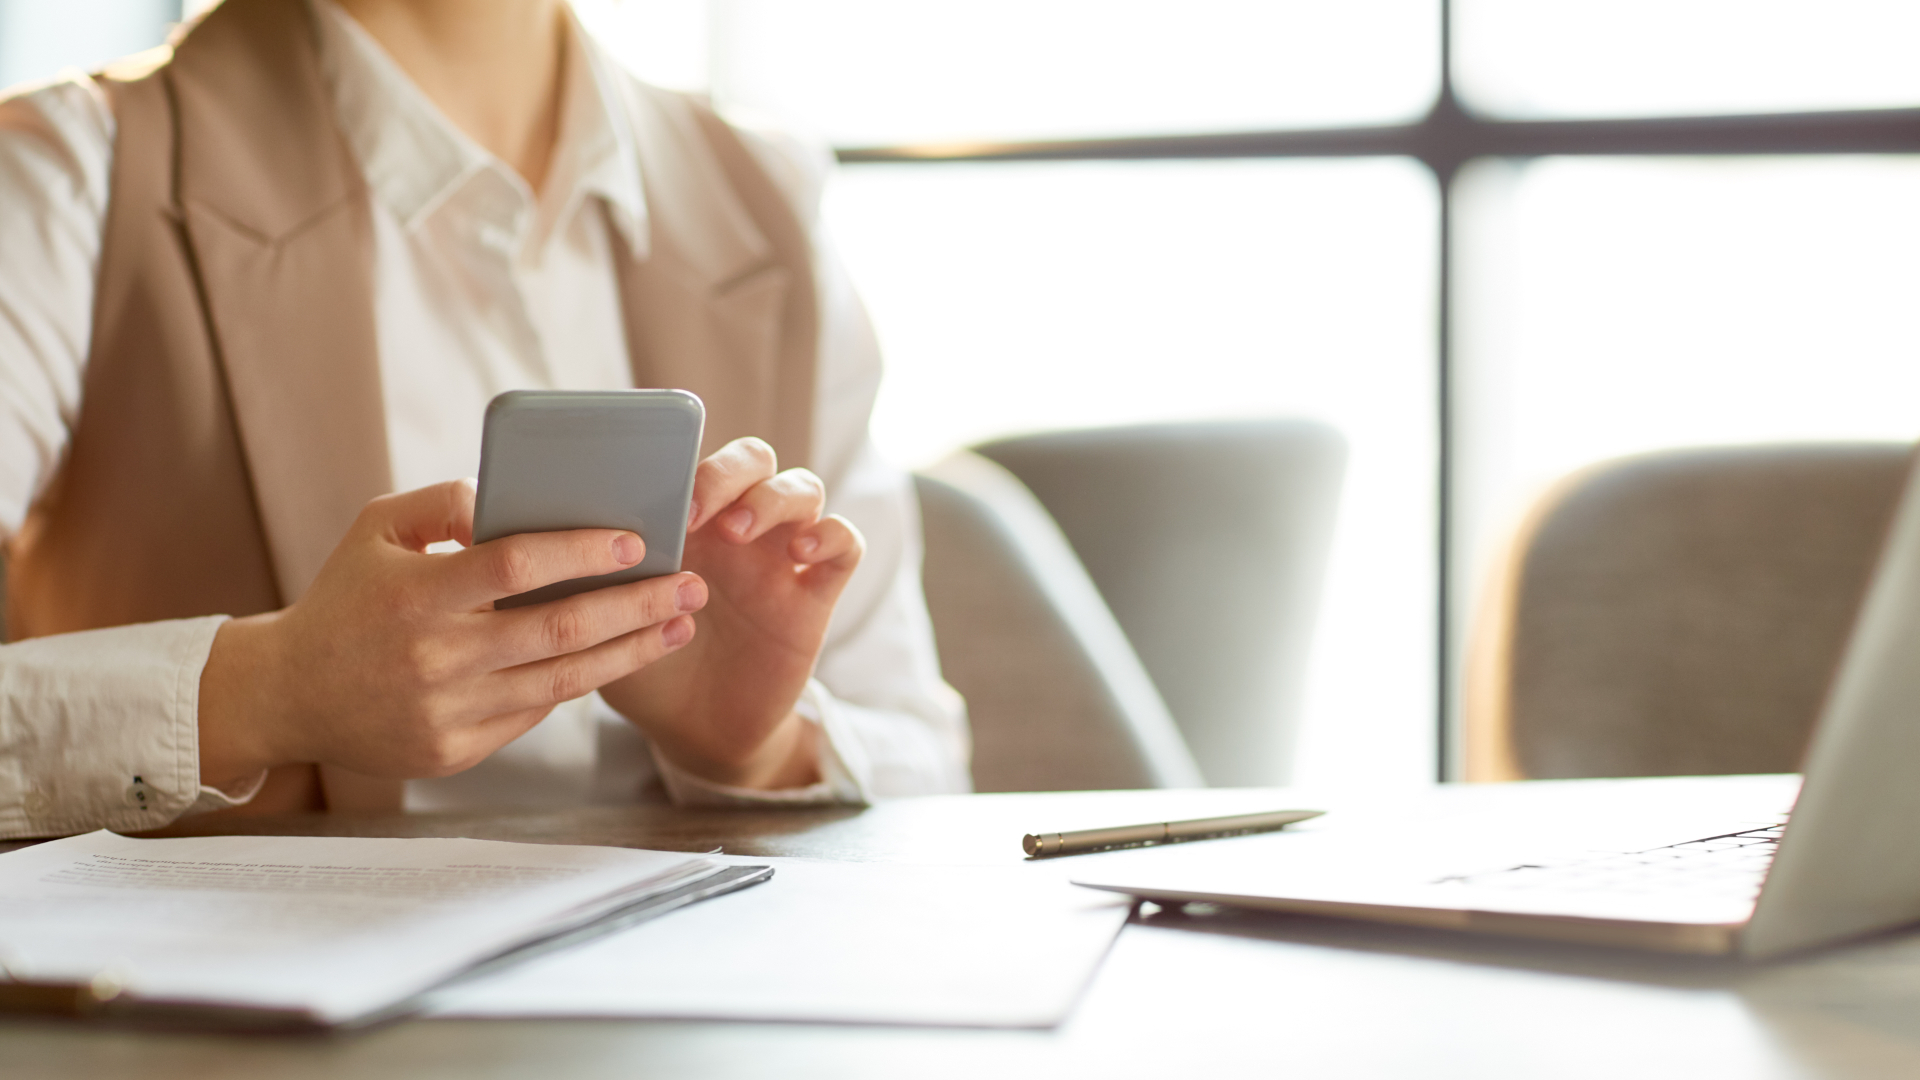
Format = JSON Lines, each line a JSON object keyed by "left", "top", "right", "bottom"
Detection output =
{"left": 10, "top": 786, "right": 1920, "bottom": 1079}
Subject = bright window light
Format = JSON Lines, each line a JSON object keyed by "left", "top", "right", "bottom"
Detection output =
{"left": 712, "top": 0, "right": 1440, "bottom": 145}
{"left": 1456, "top": 0, "right": 1920, "bottom": 119}
{"left": 0, "top": 0, "right": 177, "bottom": 91}
{"left": 572, "top": 0, "right": 710, "bottom": 94}
{"left": 828, "top": 159, "right": 1439, "bottom": 788}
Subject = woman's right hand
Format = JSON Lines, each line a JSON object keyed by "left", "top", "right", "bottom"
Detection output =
{"left": 194, "top": 479, "right": 707, "bottom": 791}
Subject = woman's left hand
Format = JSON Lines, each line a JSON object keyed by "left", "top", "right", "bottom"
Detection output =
{"left": 596, "top": 437, "right": 864, "bottom": 789}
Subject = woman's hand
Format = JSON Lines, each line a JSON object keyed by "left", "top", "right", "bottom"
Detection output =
{"left": 598, "top": 438, "right": 865, "bottom": 790}
{"left": 196, "top": 479, "right": 706, "bottom": 790}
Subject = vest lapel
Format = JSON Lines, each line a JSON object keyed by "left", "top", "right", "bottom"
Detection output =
{"left": 612, "top": 83, "right": 818, "bottom": 468}
{"left": 171, "top": 0, "right": 392, "bottom": 605}
{"left": 170, "top": 0, "right": 398, "bottom": 812}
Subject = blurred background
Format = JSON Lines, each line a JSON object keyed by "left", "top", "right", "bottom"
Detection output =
{"left": 4, "top": 0, "right": 1916, "bottom": 792}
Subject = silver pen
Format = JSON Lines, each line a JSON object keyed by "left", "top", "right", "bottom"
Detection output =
{"left": 1022, "top": 809, "right": 1324, "bottom": 858}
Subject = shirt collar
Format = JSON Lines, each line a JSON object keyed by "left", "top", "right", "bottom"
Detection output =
{"left": 308, "top": 0, "right": 647, "bottom": 253}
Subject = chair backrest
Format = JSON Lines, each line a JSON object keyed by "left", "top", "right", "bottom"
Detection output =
{"left": 1469, "top": 443, "right": 1914, "bottom": 781}
{"left": 973, "top": 420, "right": 1345, "bottom": 786}
{"left": 915, "top": 452, "right": 1203, "bottom": 792}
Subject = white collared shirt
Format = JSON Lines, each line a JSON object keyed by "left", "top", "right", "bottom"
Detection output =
{"left": 0, "top": 2, "right": 969, "bottom": 837}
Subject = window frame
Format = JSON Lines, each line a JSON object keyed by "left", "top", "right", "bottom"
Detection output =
{"left": 828, "top": 0, "right": 1920, "bottom": 780}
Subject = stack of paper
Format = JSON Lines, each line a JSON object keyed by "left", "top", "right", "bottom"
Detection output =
{"left": 1, "top": 834, "right": 1134, "bottom": 1031}
{"left": 0, "top": 830, "right": 737, "bottom": 1027}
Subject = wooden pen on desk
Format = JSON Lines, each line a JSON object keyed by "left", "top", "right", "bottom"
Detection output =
{"left": 1022, "top": 809, "right": 1324, "bottom": 858}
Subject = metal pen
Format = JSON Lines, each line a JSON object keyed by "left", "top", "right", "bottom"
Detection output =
{"left": 1022, "top": 809, "right": 1324, "bottom": 858}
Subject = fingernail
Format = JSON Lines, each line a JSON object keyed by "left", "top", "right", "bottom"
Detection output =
{"left": 723, "top": 507, "right": 753, "bottom": 535}
{"left": 796, "top": 536, "right": 819, "bottom": 557}
{"left": 677, "top": 580, "right": 705, "bottom": 612}
{"left": 613, "top": 533, "right": 643, "bottom": 564}
{"left": 663, "top": 617, "right": 693, "bottom": 647}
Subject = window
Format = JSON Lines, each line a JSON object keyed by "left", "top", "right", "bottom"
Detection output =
{"left": 1456, "top": 0, "right": 1920, "bottom": 119}
{"left": 680, "top": 1, "right": 1917, "bottom": 787}
{"left": 826, "top": 160, "right": 1440, "bottom": 790}
{"left": 708, "top": 0, "right": 1438, "bottom": 144}
{"left": 0, "top": 0, "right": 179, "bottom": 88}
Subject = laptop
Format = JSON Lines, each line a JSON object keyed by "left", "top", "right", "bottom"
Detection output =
{"left": 1075, "top": 453, "right": 1920, "bottom": 959}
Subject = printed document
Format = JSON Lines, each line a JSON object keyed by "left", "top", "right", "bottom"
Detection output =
{"left": 0, "top": 831, "right": 714, "bottom": 1024}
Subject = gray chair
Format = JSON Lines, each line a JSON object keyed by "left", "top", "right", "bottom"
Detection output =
{"left": 1467, "top": 443, "right": 1913, "bottom": 781}
{"left": 916, "top": 452, "right": 1203, "bottom": 792}
{"left": 973, "top": 420, "right": 1345, "bottom": 787}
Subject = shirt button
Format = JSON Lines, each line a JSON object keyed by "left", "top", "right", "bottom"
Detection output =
{"left": 22, "top": 791, "right": 50, "bottom": 818}
{"left": 125, "top": 778, "right": 155, "bottom": 810}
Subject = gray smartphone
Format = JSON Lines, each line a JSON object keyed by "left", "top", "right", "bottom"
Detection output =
{"left": 472, "top": 389, "right": 705, "bottom": 609}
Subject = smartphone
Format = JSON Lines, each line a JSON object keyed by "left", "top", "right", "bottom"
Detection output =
{"left": 472, "top": 389, "right": 705, "bottom": 609}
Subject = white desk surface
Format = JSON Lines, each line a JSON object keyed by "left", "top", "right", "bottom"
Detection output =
{"left": 9, "top": 780, "right": 1919, "bottom": 1079}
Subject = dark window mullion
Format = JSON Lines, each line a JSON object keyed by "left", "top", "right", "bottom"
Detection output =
{"left": 834, "top": 107, "right": 1920, "bottom": 167}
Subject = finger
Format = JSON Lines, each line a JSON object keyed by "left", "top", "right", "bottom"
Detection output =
{"left": 794, "top": 517, "right": 864, "bottom": 600}
{"left": 789, "top": 514, "right": 863, "bottom": 567}
{"left": 486, "top": 615, "right": 697, "bottom": 715}
{"left": 363, "top": 479, "right": 479, "bottom": 552}
{"left": 479, "top": 572, "right": 706, "bottom": 669}
{"left": 712, "top": 468, "right": 827, "bottom": 545}
{"left": 437, "top": 527, "right": 646, "bottom": 611}
{"left": 687, "top": 437, "right": 778, "bottom": 533}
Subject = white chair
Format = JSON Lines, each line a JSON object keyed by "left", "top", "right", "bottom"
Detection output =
{"left": 916, "top": 452, "right": 1202, "bottom": 792}
{"left": 972, "top": 420, "right": 1345, "bottom": 786}
{"left": 1468, "top": 442, "right": 1913, "bottom": 780}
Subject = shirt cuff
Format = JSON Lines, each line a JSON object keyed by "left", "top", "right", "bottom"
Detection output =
{"left": 652, "top": 680, "right": 868, "bottom": 807}
{"left": 0, "top": 615, "right": 241, "bottom": 838}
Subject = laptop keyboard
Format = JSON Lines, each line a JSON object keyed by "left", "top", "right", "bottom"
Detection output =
{"left": 1433, "top": 824, "right": 1785, "bottom": 899}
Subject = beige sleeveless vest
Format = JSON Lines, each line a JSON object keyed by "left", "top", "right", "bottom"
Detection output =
{"left": 5, "top": 0, "right": 818, "bottom": 812}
